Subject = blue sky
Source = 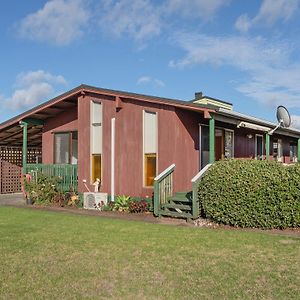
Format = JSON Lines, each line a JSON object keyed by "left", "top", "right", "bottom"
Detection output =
{"left": 1, "top": 0, "right": 300, "bottom": 127}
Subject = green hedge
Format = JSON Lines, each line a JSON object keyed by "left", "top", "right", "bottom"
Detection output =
{"left": 198, "top": 159, "right": 300, "bottom": 229}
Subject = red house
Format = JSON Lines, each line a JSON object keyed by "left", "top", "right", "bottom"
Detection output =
{"left": 0, "top": 85, "right": 299, "bottom": 217}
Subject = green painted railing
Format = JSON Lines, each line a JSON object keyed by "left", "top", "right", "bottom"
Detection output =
{"left": 25, "top": 164, "right": 78, "bottom": 192}
{"left": 191, "top": 163, "right": 212, "bottom": 219}
{"left": 153, "top": 164, "right": 175, "bottom": 216}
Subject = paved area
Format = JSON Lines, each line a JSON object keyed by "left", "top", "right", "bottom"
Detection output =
{"left": 0, "top": 193, "right": 25, "bottom": 206}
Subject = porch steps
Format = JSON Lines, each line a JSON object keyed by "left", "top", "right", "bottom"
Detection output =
{"left": 161, "top": 203, "right": 192, "bottom": 211}
{"left": 168, "top": 196, "right": 191, "bottom": 203}
{"left": 158, "top": 191, "right": 193, "bottom": 219}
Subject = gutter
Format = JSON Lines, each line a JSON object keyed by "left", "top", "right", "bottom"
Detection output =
{"left": 217, "top": 108, "right": 300, "bottom": 137}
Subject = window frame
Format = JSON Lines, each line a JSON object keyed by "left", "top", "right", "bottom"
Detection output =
{"left": 224, "top": 128, "right": 235, "bottom": 159}
{"left": 142, "top": 110, "right": 158, "bottom": 187}
{"left": 255, "top": 134, "right": 264, "bottom": 160}
{"left": 53, "top": 131, "right": 78, "bottom": 164}
{"left": 90, "top": 100, "right": 103, "bottom": 184}
{"left": 199, "top": 124, "right": 235, "bottom": 169}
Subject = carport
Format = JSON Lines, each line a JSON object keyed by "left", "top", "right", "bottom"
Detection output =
{"left": 0, "top": 87, "right": 80, "bottom": 194}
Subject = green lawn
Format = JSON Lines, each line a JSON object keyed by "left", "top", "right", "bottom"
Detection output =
{"left": 0, "top": 207, "right": 299, "bottom": 299}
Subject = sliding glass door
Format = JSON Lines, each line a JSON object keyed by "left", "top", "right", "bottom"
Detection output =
{"left": 199, "top": 125, "right": 234, "bottom": 169}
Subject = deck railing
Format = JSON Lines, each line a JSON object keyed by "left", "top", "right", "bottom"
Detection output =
{"left": 25, "top": 164, "right": 78, "bottom": 192}
{"left": 153, "top": 164, "right": 175, "bottom": 216}
{"left": 191, "top": 163, "right": 212, "bottom": 219}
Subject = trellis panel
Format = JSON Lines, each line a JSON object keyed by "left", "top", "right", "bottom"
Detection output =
{"left": 0, "top": 160, "right": 22, "bottom": 194}
{"left": 0, "top": 146, "right": 42, "bottom": 166}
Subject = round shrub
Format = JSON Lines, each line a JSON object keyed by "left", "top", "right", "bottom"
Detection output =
{"left": 198, "top": 159, "right": 300, "bottom": 229}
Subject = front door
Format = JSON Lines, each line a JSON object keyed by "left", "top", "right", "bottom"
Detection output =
{"left": 215, "top": 129, "right": 234, "bottom": 161}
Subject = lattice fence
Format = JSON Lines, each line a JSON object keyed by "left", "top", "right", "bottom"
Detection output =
{"left": 0, "top": 146, "right": 42, "bottom": 166}
{"left": 0, "top": 159, "right": 22, "bottom": 194}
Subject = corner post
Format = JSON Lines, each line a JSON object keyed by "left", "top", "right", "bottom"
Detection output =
{"left": 298, "top": 138, "right": 300, "bottom": 162}
{"left": 209, "top": 116, "right": 215, "bottom": 163}
{"left": 265, "top": 133, "right": 270, "bottom": 160}
{"left": 21, "top": 121, "right": 28, "bottom": 173}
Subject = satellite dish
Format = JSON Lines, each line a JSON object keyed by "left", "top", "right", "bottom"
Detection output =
{"left": 276, "top": 105, "right": 291, "bottom": 128}
{"left": 268, "top": 105, "right": 291, "bottom": 135}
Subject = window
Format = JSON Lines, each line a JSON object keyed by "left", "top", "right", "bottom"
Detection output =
{"left": 255, "top": 135, "right": 263, "bottom": 160}
{"left": 91, "top": 101, "right": 102, "bottom": 182}
{"left": 273, "top": 140, "right": 278, "bottom": 160}
{"left": 54, "top": 131, "right": 78, "bottom": 164}
{"left": 143, "top": 111, "right": 157, "bottom": 186}
{"left": 290, "top": 142, "right": 297, "bottom": 162}
{"left": 144, "top": 153, "right": 156, "bottom": 186}
{"left": 92, "top": 154, "right": 101, "bottom": 182}
{"left": 224, "top": 130, "right": 234, "bottom": 159}
{"left": 200, "top": 125, "right": 209, "bottom": 169}
{"left": 277, "top": 139, "right": 283, "bottom": 162}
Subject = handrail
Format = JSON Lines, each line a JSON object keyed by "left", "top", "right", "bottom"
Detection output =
{"left": 191, "top": 163, "right": 212, "bottom": 219}
{"left": 25, "top": 163, "right": 78, "bottom": 192}
{"left": 154, "top": 164, "right": 175, "bottom": 181}
{"left": 191, "top": 163, "right": 212, "bottom": 183}
{"left": 154, "top": 164, "right": 175, "bottom": 216}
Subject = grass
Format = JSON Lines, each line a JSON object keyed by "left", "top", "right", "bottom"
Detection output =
{"left": 0, "top": 207, "right": 299, "bottom": 299}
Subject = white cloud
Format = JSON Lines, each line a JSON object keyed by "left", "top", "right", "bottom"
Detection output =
{"left": 16, "top": 70, "right": 67, "bottom": 87}
{"left": 170, "top": 32, "right": 300, "bottom": 109}
{"left": 18, "top": 0, "right": 90, "bottom": 45}
{"left": 235, "top": 14, "right": 252, "bottom": 33}
{"left": 291, "top": 115, "right": 300, "bottom": 129}
{"left": 4, "top": 70, "right": 67, "bottom": 110}
{"left": 169, "top": 33, "right": 288, "bottom": 70}
{"left": 137, "top": 76, "right": 165, "bottom": 87}
{"left": 16, "top": 0, "right": 230, "bottom": 45}
{"left": 99, "top": 0, "right": 161, "bottom": 41}
{"left": 165, "top": 0, "right": 230, "bottom": 20}
{"left": 235, "top": 0, "right": 299, "bottom": 32}
{"left": 99, "top": 0, "right": 229, "bottom": 43}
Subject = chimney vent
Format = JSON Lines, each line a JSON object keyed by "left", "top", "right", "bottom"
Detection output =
{"left": 195, "top": 92, "right": 203, "bottom": 100}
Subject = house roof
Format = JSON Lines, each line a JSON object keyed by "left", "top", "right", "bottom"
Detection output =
{"left": 0, "top": 84, "right": 299, "bottom": 146}
{"left": 217, "top": 108, "right": 300, "bottom": 137}
{"left": 0, "top": 84, "right": 213, "bottom": 146}
{"left": 0, "top": 84, "right": 214, "bottom": 131}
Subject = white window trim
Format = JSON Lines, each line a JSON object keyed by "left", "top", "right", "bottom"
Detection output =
{"left": 90, "top": 100, "right": 103, "bottom": 184}
{"left": 142, "top": 110, "right": 158, "bottom": 188}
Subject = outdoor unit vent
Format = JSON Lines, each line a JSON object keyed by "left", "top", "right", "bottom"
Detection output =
{"left": 83, "top": 192, "right": 108, "bottom": 210}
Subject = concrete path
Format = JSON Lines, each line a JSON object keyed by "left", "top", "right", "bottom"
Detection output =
{"left": 0, "top": 193, "right": 25, "bottom": 206}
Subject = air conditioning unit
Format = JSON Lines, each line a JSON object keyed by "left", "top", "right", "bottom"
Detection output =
{"left": 83, "top": 192, "right": 108, "bottom": 210}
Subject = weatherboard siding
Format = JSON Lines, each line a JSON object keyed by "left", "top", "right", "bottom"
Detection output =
{"left": 42, "top": 106, "right": 78, "bottom": 164}
{"left": 40, "top": 94, "right": 299, "bottom": 197}
{"left": 74, "top": 94, "right": 203, "bottom": 197}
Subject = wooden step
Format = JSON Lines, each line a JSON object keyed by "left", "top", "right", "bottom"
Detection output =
{"left": 175, "top": 191, "right": 191, "bottom": 197}
{"left": 168, "top": 196, "right": 192, "bottom": 203}
{"left": 161, "top": 203, "right": 192, "bottom": 211}
{"left": 158, "top": 210, "right": 193, "bottom": 219}
{"left": 175, "top": 191, "right": 192, "bottom": 200}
